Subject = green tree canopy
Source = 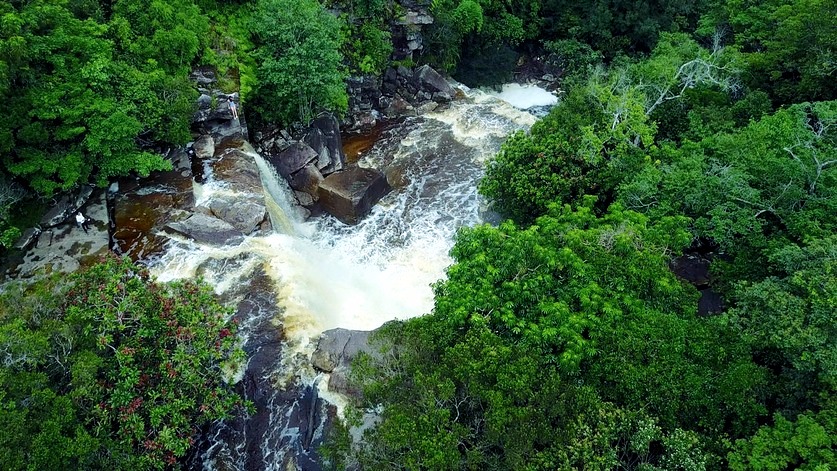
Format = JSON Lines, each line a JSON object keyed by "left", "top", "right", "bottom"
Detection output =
{"left": 251, "top": 0, "right": 348, "bottom": 125}
{"left": 0, "top": 257, "right": 245, "bottom": 469}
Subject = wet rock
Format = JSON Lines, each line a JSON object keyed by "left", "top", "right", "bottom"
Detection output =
{"left": 417, "top": 101, "right": 438, "bottom": 114}
{"left": 193, "top": 135, "right": 215, "bottom": 160}
{"left": 318, "top": 167, "right": 391, "bottom": 225}
{"left": 39, "top": 186, "right": 94, "bottom": 228}
{"left": 294, "top": 191, "right": 314, "bottom": 207}
{"left": 288, "top": 163, "right": 324, "bottom": 198}
{"left": 197, "top": 93, "right": 212, "bottom": 110}
{"left": 210, "top": 148, "right": 263, "bottom": 194}
{"left": 112, "top": 171, "right": 194, "bottom": 260}
{"left": 312, "top": 328, "right": 373, "bottom": 373}
{"left": 164, "top": 213, "right": 243, "bottom": 245}
{"left": 303, "top": 114, "right": 346, "bottom": 175}
{"left": 207, "top": 197, "right": 267, "bottom": 234}
{"left": 414, "top": 65, "right": 455, "bottom": 99}
{"left": 270, "top": 141, "right": 319, "bottom": 178}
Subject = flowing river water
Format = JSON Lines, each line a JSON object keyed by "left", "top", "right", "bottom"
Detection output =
{"left": 147, "top": 85, "right": 554, "bottom": 470}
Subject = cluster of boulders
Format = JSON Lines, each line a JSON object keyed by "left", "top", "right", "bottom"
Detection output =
{"left": 344, "top": 64, "right": 459, "bottom": 133}
{"left": 255, "top": 115, "right": 392, "bottom": 225}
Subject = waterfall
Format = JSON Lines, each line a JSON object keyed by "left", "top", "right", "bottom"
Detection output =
{"left": 147, "top": 84, "right": 551, "bottom": 470}
{"left": 250, "top": 150, "right": 306, "bottom": 236}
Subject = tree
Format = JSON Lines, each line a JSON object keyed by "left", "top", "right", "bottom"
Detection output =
{"left": 619, "top": 101, "right": 837, "bottom": 279}
{"left": 0, "top": 0, "right": 205, "bottom": 195}
{"left": 0, "top": 257, "right": 246, "bottom": 469}
{"left": 716, "top": 0, "right": 837, "bottom": 104}
{"left": 345, "top": 201, "right": 765, "bottom": 468}
{"left": 251, "top": 0, "right": 348, "bottom": 125}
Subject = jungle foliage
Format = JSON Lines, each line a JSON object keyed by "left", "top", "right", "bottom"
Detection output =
{"left": 337, "top": 1, "right": 837, "bottom": 469}
{"left": 0, "top": 257, "right": 246, "bottom": 469}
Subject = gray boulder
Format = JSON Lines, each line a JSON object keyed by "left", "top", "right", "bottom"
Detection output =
{"left": 39, "top": 185, "right": 94, "bottom": 228}
{"left": 13, "top": 227, "right": 41, "bottom": 251}
{"left": 270, "top": 142, "right": 319, "bottom": 178}
{"left": 208, "top": 197, "right": 267, "bottom": 234}
{"left": 318, "top": 167, "right": 391, "bottom": 225}
{"left": 288, "top": 164, "right": 324, "bottom": 198}
{"left": 414, "top": 64, "right": 455, "bottom": 100}
{"left": 193, "top": 135, "right": 215, "bottom": 160}
{"left": 303, "top": 114, "right": 346, "bottom": 175}
{"left": 165, "top": 213, "right": 243, "bottom": 245}
{"left": 312, "top": 329, "right": 375, "bottom": 398}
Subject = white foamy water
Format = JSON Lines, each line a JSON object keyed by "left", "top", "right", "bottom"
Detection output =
{"left": 149, "top": 86, "right": 543, "bottom": 470}
{"left": 151, "top": 87, "right": 538, "bottom": 343}
{"left": 484, "top": 83, "right": 559, "bottom": 109}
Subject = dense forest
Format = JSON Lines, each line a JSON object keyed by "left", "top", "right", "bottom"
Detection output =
{"left": 1, "top": 0, "right": 836, "bottom": 469}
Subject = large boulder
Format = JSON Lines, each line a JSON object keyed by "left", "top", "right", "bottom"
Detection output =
{"left": 414, "top": 64, "right": 455, "bottom": 100}
{"left": 209, "top": 145, "right": 264, "bottom": 194}
{"left": 312, "top": 329, "right": 374, "bottom": 398}
{"left": 270, "top": 142, "right": 319, "bottom": 178}
{"left": 39, "top": 185, "right": 94, "bottom": 228}
{"left": 164, "top": 213, "right": 243, "bottom": 245}
{"left": 318, "top": 167, "right": 391, "bottom": 225}
{"left": 193, "top": 135, "right": 215, "bottom": 160}
{"left": 288, "top": 163, "right": 324, "bottom": 199}
{"left": 303, "top": 114, "right": 346, "bottom": 175}
{"left": 208, "top": 197, "right": 267, "bottom": 234}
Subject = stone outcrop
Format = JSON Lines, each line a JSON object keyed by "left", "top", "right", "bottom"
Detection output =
{"left": 208, "top": 197, "right": 267, "bottom": 234}
{"left": 39, "top": 185, "right": 94, "bottom": 229}
{"left": 312, "top": 328, "right": 375, "bottom": 398}
{"left": 164, "top": 213, "right": 243, "bottom": 246}
{"left": 303, "top": 114, "right": 346, "bottom": 174}
{"left": 271, "top": 142, "right": 320, "bottom": 178}
{"left": 318, "top": 167, "right": 391, "bottom": 225}
{"left": 5, "top": 190, "right": 110, "bottom": 280}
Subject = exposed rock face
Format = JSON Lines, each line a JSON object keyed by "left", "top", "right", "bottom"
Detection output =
{"left": 5, "top": 190, "right": 110, "bottom": 280}
{"left": 208, "top": 197, "right": 267, "bottom": 234}
{"left": 164, "top": 213, "right": 243, "bottom": 245}
{"left": 271, "top": 142, "right": 320, "bottom": 178}
{"left": 288, "top": 163, "right": 324, "bottom": 198}
{"left": 312, "top": 328, "right": 374, "bottom": 398}
{"left": 303, "top": 114, "right": 347, "bottom": 174}
{"left": 193, "top": 135, "right": 215, "bottom": 160}
{"left": 318, "top": 167, "right": 391, "bottom": 225}
{"left": 39, "top": 185, "right": 94, "bottom": 229}
{"left": 414, "top": 64, "right": 456, "bottom": 100}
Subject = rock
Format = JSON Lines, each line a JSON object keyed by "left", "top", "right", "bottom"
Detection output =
{"left": 270, "top": 142, "right": 319, "bottom": 178}
{"left": 414, "top": 64, "right": 455, "bottom": 97}
{"left": 13, "top": 227, "right": 41, "bottom": 251}
{"left": 193, "top": 135, "right": 215, "bottom": 160}
{"left": 209, "top": 145, "right": 264, "bottom": 194}
{"left": 208, "top": 197, "right": 267, "bottom": 234}
{"left": 288, "top": 164, "right": 324, "bottom": 198}
{"left": 398, "top": 10, "right": 434, "bottom": 25}
{"left": 197, "top": 93, "right": 213, "bottom": 110}
{"left": 294, "top": 191, "right": 314, "bottom": 207}
{"left": 416, "top": 101, "right": 438, "bottom": 114}
{"left": 164, "top": 213, "right": 243, "bottom": 245}
{"left": 39, "top": 186, "right": 94, "bottom": 228}
{"left": 318, "top": 167, "right": 391, "bottom": 225}
{"left": 303, "top": 114, "right": 346, "bottom": 175}
{"left": 208, "top": 118, "right": 247, "bottom": 145}
{"left": 312, "top": 328, "right": 373, "bottom": 373}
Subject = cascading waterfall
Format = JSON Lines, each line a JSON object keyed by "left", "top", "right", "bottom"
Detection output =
{"left": 149, "top": 85, "right": 552, "bottom": 470}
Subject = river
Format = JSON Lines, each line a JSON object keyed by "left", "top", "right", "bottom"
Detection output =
{"left": 149, "top": 84, "right": 555, "bottom": 470}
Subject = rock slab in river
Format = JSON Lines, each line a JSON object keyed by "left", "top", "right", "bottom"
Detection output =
{"left": 165, "top": 213, "right": 243, "bottom": 245}
{"left": 318, "top": 167, "right": 391, "bottom": 225}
